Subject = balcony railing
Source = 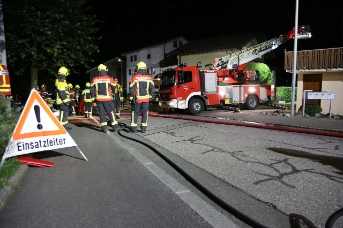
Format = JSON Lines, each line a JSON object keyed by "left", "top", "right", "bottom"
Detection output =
{"left": 284, "top": 47, "right": 343, "bottom": 71}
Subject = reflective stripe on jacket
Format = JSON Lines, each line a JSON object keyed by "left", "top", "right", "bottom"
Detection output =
{"left": 129, "top": 73, "right": 154, "bottom": 103}
{"left": 90, "top": 75, "right": 116, "bottom": 102}
{"left": 55, "top": 79, "right": 70, "bottom": 105}
{"left": 82, "top": 88, "right": 92, "bottom": 102}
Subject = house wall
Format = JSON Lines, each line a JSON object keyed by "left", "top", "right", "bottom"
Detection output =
{"left": 296, "top": 72, "right": 343, "bottom": 115}
{"left": 123, "top": 37, "right": 187, "bottom": 93}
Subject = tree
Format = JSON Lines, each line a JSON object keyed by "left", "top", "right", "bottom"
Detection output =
{"left": 243, "top": 62, "right": 273, "bottom": 84}
{"left": 3, "top": 0, "right": 101, "bottom": 90}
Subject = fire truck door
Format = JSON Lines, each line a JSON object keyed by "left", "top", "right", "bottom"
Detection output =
{"left": 177, "top": 70, "right": 196, "bottom": 95}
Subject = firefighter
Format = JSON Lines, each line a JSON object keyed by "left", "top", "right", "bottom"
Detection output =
{"left": 68, "top": 83, "right": 76, "bottom": 116}
{"left": 38, "top": 84, "right": 50, "bottom": 105}
{"left": 129, "top": 61, "right": 154, "bottom": 133}
{"left": 74, "top": 84, "right": 81, "bottom": 114}
{"left": 55, "top": 67, "right": 71, "bottom": 131}
{"left": 81, "top": 82, "right": 92, "bottom": 118}
{"left": 112, "top": 78, "right": 124, "bottom": 119}
{"left": 90, "top": 64, "right": 120, "bottom": 133}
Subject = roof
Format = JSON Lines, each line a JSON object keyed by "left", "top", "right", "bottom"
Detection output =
{"left": 167, "top": 31, "right": 269, "bottom": 56}
{"left": 120, "top": 36, "right": 188, "bottom": 56}
{"left": 86, "top": 57, "right": 123, "bottom": 74}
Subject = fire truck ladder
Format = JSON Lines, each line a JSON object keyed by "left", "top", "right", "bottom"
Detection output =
{"left": 213, "top": 25, "right": 311, "bottom": 70}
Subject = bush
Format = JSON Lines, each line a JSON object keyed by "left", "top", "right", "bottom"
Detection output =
{"left": 0, "top": 95, "right": 21, "bottom": 189}
{"left": 0, "top": 96, "right": 20, "bottom": 158}
{"left": 276, "top": 87, "right": 295, "bottom": 103}
{"left": 298, "top": 104, "right": 322, "bottom": 117}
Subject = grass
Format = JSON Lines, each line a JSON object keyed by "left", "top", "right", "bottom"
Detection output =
{"left": 0, "top": 158, "right": 21, "bottom": 189}
{"left": 0, "top": 96, "right": 22, "bottom": 190}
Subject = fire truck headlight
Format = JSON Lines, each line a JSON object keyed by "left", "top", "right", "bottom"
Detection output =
{"left": 248, "top": 87, "right": 256, "bottom": 93}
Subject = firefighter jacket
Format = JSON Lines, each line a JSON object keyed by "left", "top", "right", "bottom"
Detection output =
{"left": 0, "top": 64, "right": 11, "bottom": 96}
{"left": 55, "top": 76, "right": 70, "bottom": 105}
{"left": 129, "top": 71, "right": 154, "bottom": 103}
{"left": 75, "top": 88, "right": 81, "bottom": 102}
{"left": 81, "top": 87, "right": 92, "bottom": 102}
{"left": 112, "top": 83, "right": 123, "bottom": 100}
{"left": 38, "top": 88, "right": 49, "bottom": 100}
{"left": 90, "top": 75, "right": 116, "bottom": 102}
{"left": 69, "top": 88, "right": 75, "bottom": 101}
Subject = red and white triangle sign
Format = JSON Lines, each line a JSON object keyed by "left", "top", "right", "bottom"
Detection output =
{"left": 2, "top": 89, "right": 79, "bottom": 160}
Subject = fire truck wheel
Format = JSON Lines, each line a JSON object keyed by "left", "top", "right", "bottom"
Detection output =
{"left": 245, "top": 96, "right": 258, "bottom": 110}
{"left": 189, "top": 98, "right": 204, "bottom": 115}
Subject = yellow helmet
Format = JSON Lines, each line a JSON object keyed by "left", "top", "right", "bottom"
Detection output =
{"left": 67, "top": 83, "right": 73, "bottom": 88}
{"left": 58, "top": 67, "right": 69, "bottom": 76}
{"left": 98, "top": 64, "right": 108, "bottom": 71}
{"left": 86, "top": 82, "right": 90, "bottom": 87}
{"left": 75, "top": 84, "right": 80, "bottom": 89}
{"left": 41, "top": 84, "right": 46, "bottom": 88}
{"left": 137, "top": 61, "right": 146, "bottom": 70}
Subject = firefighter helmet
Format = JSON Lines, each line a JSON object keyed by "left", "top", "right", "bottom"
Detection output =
{"left": 86, "top": 82, "right": 90, "bottom": 87}
{"left": 58, "top": 67, "right": 69, "bottom": 76}
{"left": 75, "top": 84, "right": 80, "bottom": 89}
{"left": 97, "top": 64, "right": 108, "bottom": 71}
{"left": 41, "top": 84, "right": 46, "bottom": 89}
{"left": 67, "top": 83, "right": 73, "bottom": 88}
{"left": 136, "top": 61, "right": 146, "bottom": 70}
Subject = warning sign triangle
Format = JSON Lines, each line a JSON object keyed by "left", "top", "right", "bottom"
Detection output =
{"left": 0, "top": 88, "right": 89, "bottom": 163}
{"left": 12, "top": 89, "right": 66, "bottom": 140}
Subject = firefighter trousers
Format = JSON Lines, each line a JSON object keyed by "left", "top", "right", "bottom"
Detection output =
{"left": 69, "top": 100, "right": 76, "bottom": 115}
{"left": 130, "top": 102, "right": 149, "bottom": 132}
{"left": 58, "top": 104, "right": 70, "bottom": 128}
{"left": 97, "top": 101, "right": 119, "bottom": 131}
{"left": 84, "top": 102, "right": 92, "bottom": 115}
{"left": 112, "top": 94, "right": 121, "bottom": 116}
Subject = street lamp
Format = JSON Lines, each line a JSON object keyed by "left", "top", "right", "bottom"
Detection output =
{"left": 290, "top": 0, "right": 299, "bottom": 116}
{"left": 118, "top": 58, "right": 123, "bottom": 86}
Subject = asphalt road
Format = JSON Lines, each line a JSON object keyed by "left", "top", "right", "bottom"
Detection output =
{"left": 1, "top": 112, "right": 342, "bottom": 228}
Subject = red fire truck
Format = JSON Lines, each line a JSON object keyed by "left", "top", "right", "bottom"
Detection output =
{"left": 159, "top": 25, "right": 311, "bottom": 115}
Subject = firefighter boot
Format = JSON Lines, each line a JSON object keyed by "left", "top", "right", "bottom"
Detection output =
{"left": 64, "top": 124, "right": 72, "bottom": 131}
{"left": 140, "top": 126, "right": 146, "bottom": 133}
{"left": 130, "top": 126, "right": 137, "bottom": 133}
{"left": 112, "top": 124, "right": 121, "bottom": 132}
{"left": 101, "top": 126, "right": 107, "bottom": 133}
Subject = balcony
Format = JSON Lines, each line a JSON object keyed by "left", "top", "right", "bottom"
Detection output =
{"left": 284, "top": 47, "right": 343, "bottom": 72}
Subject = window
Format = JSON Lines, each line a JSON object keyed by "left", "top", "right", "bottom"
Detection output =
{"left": 178, "top": 71, "right": 192, "bottom": 84}
{"left": 129, "top": 69, "right": 132, "bottom": 75}
{"left": 179, "top": 40, "right": 183, "bottom": 47}
{"left": 134, "top": 55, "right": 137, "bottom": 61}
{"left": 173, "top": 40, "right": 177, "bottom": 48}
{"left": 147, "top": 54, "right": 151, "bottom": 59}
{"left": 130, "top": 56, "right": 133, "bottom": 62}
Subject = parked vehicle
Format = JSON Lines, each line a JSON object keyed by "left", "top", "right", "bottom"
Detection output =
{"left": 159, "top": 26, "right": 311, "bottom": 115}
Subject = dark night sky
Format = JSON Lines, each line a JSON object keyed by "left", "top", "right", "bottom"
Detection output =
{"left": 88, "top": 0, "right": 343, "bottom": 69}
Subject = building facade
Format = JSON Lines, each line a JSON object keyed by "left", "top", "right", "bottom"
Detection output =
{"left": 120, "top": 36, "right": 188, "bottom": 93}
{"left": 284, "top": 47, "right": 343, "bottom": 115}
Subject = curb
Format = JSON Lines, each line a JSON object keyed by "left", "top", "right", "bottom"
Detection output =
{"left": 0, "top": 164, "right": 28, "bottom": 211}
